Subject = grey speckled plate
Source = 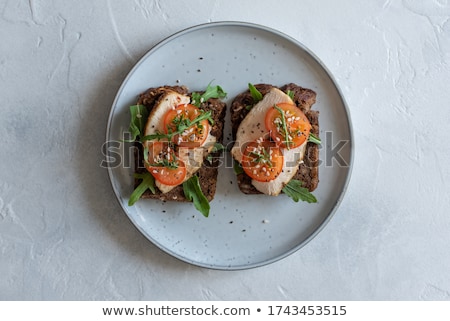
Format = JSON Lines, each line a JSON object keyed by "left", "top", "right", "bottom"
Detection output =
{"left": 106, "top": 22, "right": 353, "bottom": 270}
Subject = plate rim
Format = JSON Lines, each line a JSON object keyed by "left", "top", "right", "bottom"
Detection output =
{"left": 105, "top": 21, "right": 354, "bottom": 270}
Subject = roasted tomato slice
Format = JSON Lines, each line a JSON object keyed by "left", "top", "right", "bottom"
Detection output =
{"left": 163, "top": 104, "right": 210, "bottom": 148}
{"left": 145, "top": 141, "right": 186, "bottom": 186}
{"left": 265, "top": 102, "right": 311, "bottom": 149}
{"left": 241, "top": 140, "right": 284, "bottom": 182}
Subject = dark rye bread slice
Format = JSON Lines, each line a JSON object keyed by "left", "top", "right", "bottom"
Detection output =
{"left": 230, "top": 83, "right": 319, "bottom": 194}
{"left": 133, "top": 85, "right": 226, "bottom": 202}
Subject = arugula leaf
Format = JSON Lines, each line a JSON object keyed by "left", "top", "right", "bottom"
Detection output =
{"left": 128, "top": 172, "right": 156, "bottom": 206}
{"left": 191, "top": 92, "right": 202, "bottom": 107}
{"left": 183, "top": 175, "right": 210, "bottom": 217}
{"left": 200, "top": 84, "right": 227, "bottom": 102}
{"left": 233, "top": 160, "right": 244, "bottom": 175}
{"left": 128, "top": 105, "right": 149, "bottom": 141}
{"left": 248, "top": 83, "right": 263, "bottom": 102}
{"left": 191, "top": 84, "right": 227, "bottom": 107}
{"left": 308, "top": 133, "right": 321, "bottom": 145}
{"left": 282, "top": 179, "right": 317, "bottom": 203}
{"left": 143, "top": 145, "right": 149, "bottom": 164}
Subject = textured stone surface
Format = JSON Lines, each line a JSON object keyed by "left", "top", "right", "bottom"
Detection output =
{"left": 1, "top": 0, "right": 450, "bottom": 300}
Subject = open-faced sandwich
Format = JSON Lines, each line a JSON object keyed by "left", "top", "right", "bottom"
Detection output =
{"left": 230, "top": 83, "right": 320, "bottom": 202}
{"left": 126, "top": 84, "right": 227, "bottom": 216}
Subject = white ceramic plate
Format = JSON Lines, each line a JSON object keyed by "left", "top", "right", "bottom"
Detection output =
{"left": 106, "top": 22, "right": 353, "bottom": 270}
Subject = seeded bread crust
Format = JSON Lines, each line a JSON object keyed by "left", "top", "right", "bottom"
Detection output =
{"left": 230, "top": 83, "right": 319, "bottom": 194}
{"left": 133, "top": 86, "right": 226, "bottom": 202}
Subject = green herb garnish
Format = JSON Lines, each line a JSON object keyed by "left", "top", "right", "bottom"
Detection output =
{"left": 274, "top": 104, "right": 292, "bottom": 149}
{"left": 249, "top": 148, "right": 273, "bottom": 167}
{"left": 282, "top": 179, "right": 317, "bottom": 203}
{"left": 191, "top": 83, "right": 227, "bottom": 107}
{"left": 128, "top": 172, "right": 156, "bottom": 206}
{"left": 183, "top": 175, "right": 210, "bottom": 217}
{"left": 286, "top": 90, "right": 295, "bottom": 100}
{"left": 141, "top": 111, "right": 214, "bottom": 143}
{"left": 149, "top": 158, "right": 179, "bottom": 169}
{"left": 308, "top": 133, "right": 321, "bottom": 145}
